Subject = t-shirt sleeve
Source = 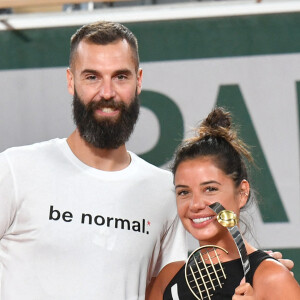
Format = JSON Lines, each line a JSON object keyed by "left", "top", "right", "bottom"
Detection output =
{"left": 153, "top": 215, "right": 188, "bottom": 277}
{"left": 0, "top": 153, "right": 17, "bottom": 239}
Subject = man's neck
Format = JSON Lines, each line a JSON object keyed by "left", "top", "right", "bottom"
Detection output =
{"left": 67, "top": 129, "right": 131, "bottom": 172}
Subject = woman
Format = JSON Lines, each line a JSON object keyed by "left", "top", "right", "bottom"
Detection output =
{"left": 148, "top": 107, "right": 300, "bottom": 299}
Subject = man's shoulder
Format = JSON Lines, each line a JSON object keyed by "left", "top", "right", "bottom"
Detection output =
{"left": 129, "top": 151, "right": 173, "bottom": 178}
{"left": 1, "top": 138, "right": 65, "bottom": 160}
{"left": 4, "top": 138, "right": 64, "bottom": 152}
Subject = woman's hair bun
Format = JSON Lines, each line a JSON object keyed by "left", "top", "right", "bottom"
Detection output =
{"left": 202, "top": 107, "right": 231, "bottom": 130}
{"left": 196, "top": 107, "right": 235, "bottom": 142}
{"left": 187, "top": 106, "right": 253, "bottom": 162}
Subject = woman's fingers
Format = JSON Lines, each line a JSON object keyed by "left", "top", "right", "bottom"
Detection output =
{"left": 232, "top": 278, "right": 255, "bottom": 299}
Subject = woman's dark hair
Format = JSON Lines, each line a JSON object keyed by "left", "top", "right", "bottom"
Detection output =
{"left": 172, "top": 107, "right": 253, "bottom": 203}
{"left": 171, "top": 107, "right": 256, "bottom": 236}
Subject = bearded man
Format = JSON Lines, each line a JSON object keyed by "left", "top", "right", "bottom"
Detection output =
{"left": 0, "top": 21, "right": 187, "bottom": 300}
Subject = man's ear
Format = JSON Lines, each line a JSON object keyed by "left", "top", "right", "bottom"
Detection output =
{"left": 239, "top": 179, "right": 250, "bottom": 209}
{"left": 66, "top": 68, "right": 75, "bottom": 96}
{"left": 136, "top": 68, "right": 143, "bottom": 95}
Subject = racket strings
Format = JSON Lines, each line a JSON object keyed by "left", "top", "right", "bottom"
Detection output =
{"left": 185, "top": 247, "right": 226, "bottom": 300}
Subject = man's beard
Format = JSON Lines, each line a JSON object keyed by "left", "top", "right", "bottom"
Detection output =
{"left": 72, "top": 89, "right": 140, "bottom": 149}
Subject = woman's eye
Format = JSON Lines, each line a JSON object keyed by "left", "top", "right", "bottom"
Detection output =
{"left": 177, "top": 190, "right": 189, "bottom": 196}
{"left": 205, "top": 186, "right": 218, "bottom": 192}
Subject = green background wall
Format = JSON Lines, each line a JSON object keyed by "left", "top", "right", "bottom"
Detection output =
{"left": 0, "top": 12, "right": 299, "bottom": 282}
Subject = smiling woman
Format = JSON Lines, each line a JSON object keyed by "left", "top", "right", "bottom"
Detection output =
{"left": 147, "top": 107, "right": 300, "bottom": 300}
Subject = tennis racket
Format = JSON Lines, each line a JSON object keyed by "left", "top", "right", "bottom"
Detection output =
{"left": 185, "top": 245, "right": 228, "bottom": 300}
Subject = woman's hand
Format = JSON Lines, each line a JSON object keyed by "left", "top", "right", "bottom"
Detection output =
{"left": 232, "top": 278, "right": 256, "bottom": 300}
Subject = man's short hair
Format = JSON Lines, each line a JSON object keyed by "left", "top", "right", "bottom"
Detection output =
{"left": 69, "top": 20, "right": 139, "bottom": 71}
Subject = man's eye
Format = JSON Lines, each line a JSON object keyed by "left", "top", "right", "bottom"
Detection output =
{"left": 116, "top": 74, "right": 127, "bottom": 80}
{"left": 86, "top": 75, "right": 97, "bottom": 81}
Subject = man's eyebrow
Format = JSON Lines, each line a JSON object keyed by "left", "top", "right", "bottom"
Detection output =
{"left": 80, "top": 69, "right": 99, "bottom": 76}
{"left": 80, "top": 69, "right": 134, "bottom": 76}
{"left": 113, "top": 69, "right": 133, "bottom": 75}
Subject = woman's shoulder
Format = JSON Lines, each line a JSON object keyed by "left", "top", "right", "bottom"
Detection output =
{"left": 147, "top": 261, "right": 185, "bottom": 300}
{"left": 254, "top": 257, "right": 293, "bottom": 280}
{"left": 253, "top": 257, "right": 300, "bottom": 299}
{"left": 158, "top": 260, "right": 185, "bottom": 287}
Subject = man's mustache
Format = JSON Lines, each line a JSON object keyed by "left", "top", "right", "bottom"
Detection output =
{"left": 87, "top": 99, "right": 125, "bottom": 111}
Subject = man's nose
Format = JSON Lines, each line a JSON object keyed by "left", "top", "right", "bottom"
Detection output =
{"left": 98, "top": 80, "right": 116, "bottom": 100}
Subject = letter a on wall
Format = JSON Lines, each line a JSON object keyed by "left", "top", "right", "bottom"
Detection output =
{"left": 216, "top": 84, "right": 288, "bottom": 223}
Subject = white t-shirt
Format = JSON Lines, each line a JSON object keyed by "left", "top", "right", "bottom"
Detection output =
{"left": 0, "top": 138, "right": 187, "bottom": 300}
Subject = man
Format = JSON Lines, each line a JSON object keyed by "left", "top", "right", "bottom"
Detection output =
{"left": 0, "top": 21, "right": 187, "bottom": 299}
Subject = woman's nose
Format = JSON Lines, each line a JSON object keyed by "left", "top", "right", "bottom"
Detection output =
{"left": 189, "top": 195, "right": 206, "bottom": 211}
